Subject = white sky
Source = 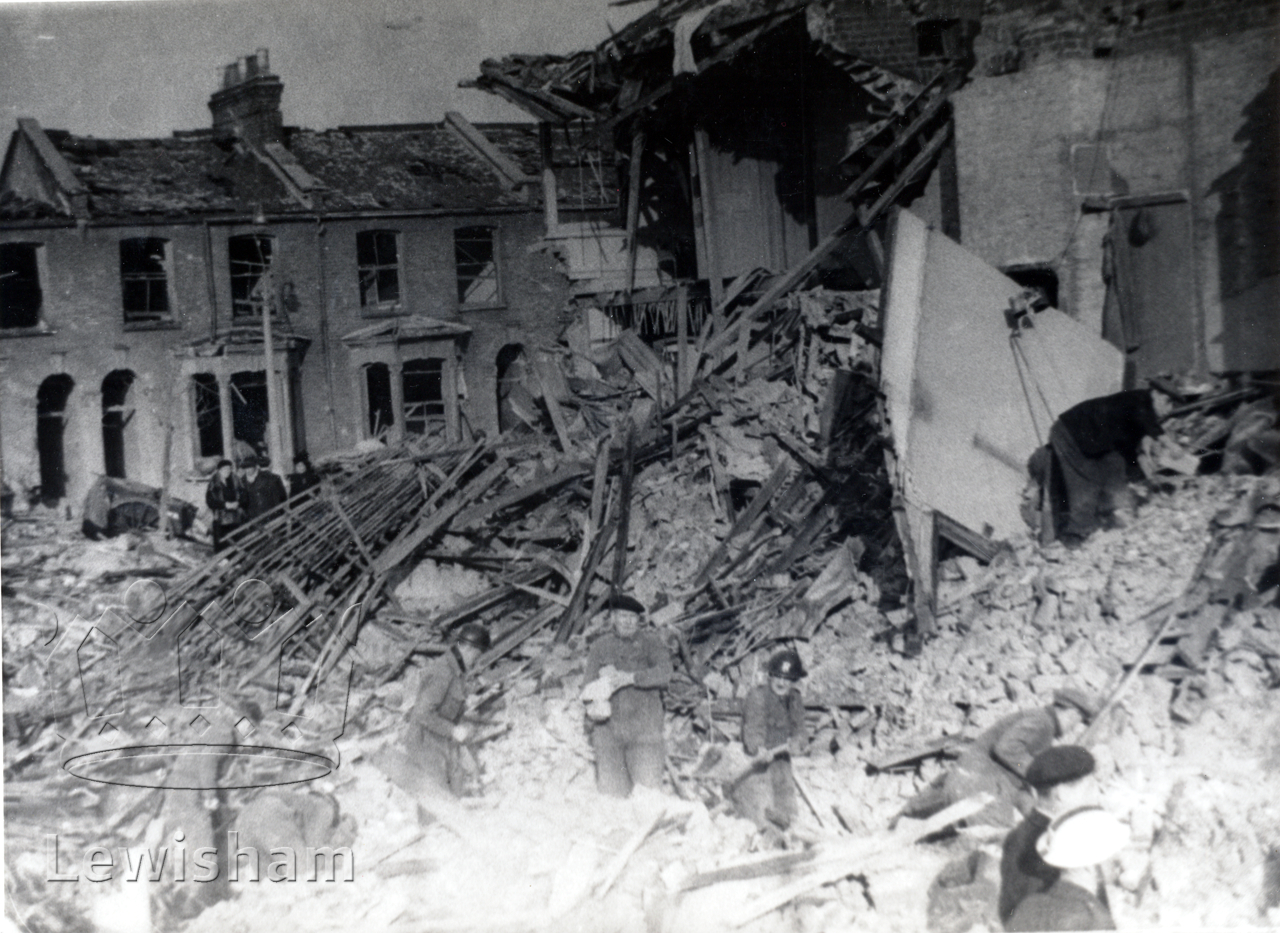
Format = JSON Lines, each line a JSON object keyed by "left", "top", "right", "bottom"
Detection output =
{"left": 0, "top": 0, "right": 656, "bottom": 137}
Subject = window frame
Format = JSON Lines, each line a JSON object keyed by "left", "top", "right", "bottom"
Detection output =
{"left": 356, "top": 229, "right": 403, "bottom": 314}
{"left": 119, "top": 237, "right": 175, "bottom": 327}
{"left": 228, "top": 234, "right": 276, "bottom": 322}
{"left": 453, "top": 225, "right": 502, "bottom": 309}
{"left": 0, "top": 241, "right": 51, "bottom": 335}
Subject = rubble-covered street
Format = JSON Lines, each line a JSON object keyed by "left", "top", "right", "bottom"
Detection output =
{"left": 4, "top": 0, "right": 1280, "bottom": 931}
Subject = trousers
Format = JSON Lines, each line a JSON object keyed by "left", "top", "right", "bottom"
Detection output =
{"left": 1049, "top": 421, "right": 1132, "bottom": 539}
{"left": 732, "top": 757, "right": 796, "bottom": 830}
{"left": 591, "top": 723, "right": 664, "bottom": 797}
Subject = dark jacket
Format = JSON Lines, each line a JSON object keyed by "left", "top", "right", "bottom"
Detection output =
{"left": 1000, "top": 809, "right": 1060, "bottom": 924}
{"left": 410, "top": 648, "right": 469, "bottom": 740}
{"left": 1056, "top": 389, "right": 1162, "bottom": 461}
{"left": 585, "top": 630, "right": 672, "bottom": 743}
{"left": 741, "top": 684, "right": 806, "bottom": 755}
{"left": 290, "top": 470, "right": 320, "bottom": 499}
{"left": 241, "top": 470, "right": 288, "bottom": 521}
{"left": 1005, "top": 878, "right": 1115, "bottom": 931}
{"left": 205, "top": 474, "right": 243, "bottom": 527}
{"left": 977, "top": 706, "right": 1062, "bottom": 780}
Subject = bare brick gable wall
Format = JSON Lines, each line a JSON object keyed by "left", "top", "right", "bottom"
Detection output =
{"left": 820, "top": 0, "right": 1279, "bottom": 374}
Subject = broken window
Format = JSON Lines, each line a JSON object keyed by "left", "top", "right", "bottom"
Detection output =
{"left": 192, "top": 374, "right": 223, "bottom": 459}
{"left": 357, "top": 230, "right": 401, "bottom": 310}
{"left": 365, "top": 363, "right": 394, "bottom": 438}
{"left": 101, "top": 370, "right": 135, "bottom": 479}
{"left": 228, "top": 234, "right": 275, "bottom": 321}
{"left": 454, "top": 226, "right": 500, "bottom": 307}
{"left": 1003, "top": 265, "right": 1060, "bottom": 311}
{"left": 915, "top": 19, "right": 963, "bottom": 60}
{"left": 230, "top": 371, "right": 269, "bottom": 450}
{"left": 1, "top": 243, "right": 43, "bottom": 330}
{"left": 119, "top": 238, "right": 171, "bottom": 324}
{"left": 402, "top": 358, "right": 445, "bottom": 437}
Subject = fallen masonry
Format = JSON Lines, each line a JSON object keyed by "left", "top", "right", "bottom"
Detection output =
{"left": 3, "top": 278, "right": 1279, "bottom": 932}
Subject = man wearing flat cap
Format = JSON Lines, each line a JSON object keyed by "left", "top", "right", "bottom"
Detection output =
{"left": 583, "top": 594, "right": 673, "bottom": 797}
{"left": 895, "top": 687, "right": 1097, "bottom": 828}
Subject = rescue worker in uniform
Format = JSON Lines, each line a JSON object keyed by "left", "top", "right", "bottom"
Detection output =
{"left": 893, "top": 687, "right": 1096, "bottom": 828}
{"left": 583, "top": 594, "right": 673, "bottom": 797}
{"left": 406, "top": 622, "right": 490, "bottom": 799}
{"left": 732, "top": 649, "right": 808, "bottom": 832}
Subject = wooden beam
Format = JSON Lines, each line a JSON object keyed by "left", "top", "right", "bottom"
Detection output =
{"left": 625, "top": 129, "right": 646, "bottom": 294}
{"left": 840, "top": 71, "right": 960, "bottom": 203}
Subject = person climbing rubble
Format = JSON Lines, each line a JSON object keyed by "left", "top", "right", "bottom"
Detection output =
{"left": 731, "top": 649, "right": 808, "bottom": 835}
{"left": 893, "top": 687, "right": 1097, "bottom": 828}
{"left": 205, "top": 459, "right": 243, "bottom": 552}
{"left": 1037, "top": 387, "right": 1175, "bottom": 545}
{"left": 404, "top": 622, "right": 491, "bottom": 801}
{"left": 582, "top": 594, "right": 673, "bottom": 798}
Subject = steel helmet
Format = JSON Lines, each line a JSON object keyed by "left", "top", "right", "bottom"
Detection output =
{"left": 1036, "top": 806, "right": 1130, "bottom": 868}
{"left": 766, "top": 649, "right": 806, "bottom": 681}
{"left": 456, "top": 622, "right": 491, "bottom": 652}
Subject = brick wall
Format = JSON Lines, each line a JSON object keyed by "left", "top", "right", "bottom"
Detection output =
{"left": 0, "top": 208, "right": 575, "bottom": 510}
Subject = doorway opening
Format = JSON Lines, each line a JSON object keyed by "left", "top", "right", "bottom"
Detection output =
{"left": 101, "top": 370, "right": 136, "bottom": 479}
{"left": 37, "top": 374, "right": 74, "bottom": 503}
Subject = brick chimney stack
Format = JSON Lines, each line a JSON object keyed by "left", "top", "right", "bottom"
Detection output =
{"left": 208, "top": 48, "right": 283, "bottom": 148}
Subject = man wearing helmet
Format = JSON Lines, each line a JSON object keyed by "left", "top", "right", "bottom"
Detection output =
{"left": 732, "top": 649, "right": 808, "bottom": 832}
{"left": 583, "top": 595, "right": 673, "bottom": 797}
{"left": 405, "top": 622, "right": 491, "bottom": 800}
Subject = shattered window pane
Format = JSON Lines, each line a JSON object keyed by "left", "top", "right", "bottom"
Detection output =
{"left": 454, "top": 226, "right": 500, "bottom": 307}
{"left": 191, "top": 373, "right": 223, "bottom": 458}
{"left": 229, "top": 235, "right": 274, "bottom": 320}
{"left": 120, "top": 237, "right": 171, "bottom": 323}
{"left": 402, "top": 358, "right": 445, "bottom": 437}
{"left": 357, "top": 230, "right": 401, "bottom": 309}
{"left": 1, "top": 243, "right": 43, "bottom": 329}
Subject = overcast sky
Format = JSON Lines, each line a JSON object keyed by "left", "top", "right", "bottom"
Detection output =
{"left": 0, "top": 0, "right": 655, "bottom": 137}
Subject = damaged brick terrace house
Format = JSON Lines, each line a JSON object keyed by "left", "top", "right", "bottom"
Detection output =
{"left": 466, "top": 0, "right": 1278, "bottom": 617}
{"left": 0, "top": 49, "right": 617, "bottom": 512}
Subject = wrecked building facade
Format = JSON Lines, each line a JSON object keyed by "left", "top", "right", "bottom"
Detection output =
{"left": 0, "top": 50, "right": 615, "bottom": 510}
{"left": 471, "top": 0, "right": 1278, "bottom": 379}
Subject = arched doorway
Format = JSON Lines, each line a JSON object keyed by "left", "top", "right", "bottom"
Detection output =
{"left": 101, "top": 370, "right": 135, "bottom": 479}
{"left": 495, "top": 344, "right": 529, "bottom": 434}
{"left": 37, "top": 374, "right": 74, "bottom": 503}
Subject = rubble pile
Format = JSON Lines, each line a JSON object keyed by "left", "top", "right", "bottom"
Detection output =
{"left": 4, "top": 304, "right": 1279, "bottom": 932}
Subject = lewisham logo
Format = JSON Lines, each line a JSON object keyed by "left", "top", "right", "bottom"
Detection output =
{"left": 43, "top": 577, "right": 357, "bottom": 791}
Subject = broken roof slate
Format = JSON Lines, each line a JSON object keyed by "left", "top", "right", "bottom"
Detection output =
{"left": 3, "top": 121, "right": 574, "bottom": 221}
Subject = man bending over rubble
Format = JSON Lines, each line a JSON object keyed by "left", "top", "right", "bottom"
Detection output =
{"left": 405, "top": 622, "right": 491, "bottom": 800}
{"left": 1040, "top": 388, "right": 1173, "bottom": 544}
{"left": 732, "top": 649, "right": 808, "bottom": 834}
{"left": 893, "top": 687, "right": 1096, "bottom": 828}
{"left": 583, "top": 594, "right": 673, "bottom": 797}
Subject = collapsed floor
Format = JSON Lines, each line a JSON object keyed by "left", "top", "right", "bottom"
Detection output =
{"left": 4, "top": 311, "right": 1279, "bottom": 933}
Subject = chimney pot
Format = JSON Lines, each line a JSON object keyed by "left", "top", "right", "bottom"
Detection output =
{"left": 210, "top": 50, "right": 284, "bottom": 147}
{"left": 256, "top": 48, "right": 270, "bottom": 73}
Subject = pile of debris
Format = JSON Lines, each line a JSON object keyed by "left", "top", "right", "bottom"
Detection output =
{"left": 5, "top": 279, "right": 1280, "bottom": 931}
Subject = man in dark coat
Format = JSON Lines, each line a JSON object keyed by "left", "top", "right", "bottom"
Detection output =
{"left": 732, "top": 649, "right": 807, "bottom": 831}
{"left": 405, "top": 623, "right": 490, "bottom": 800}
{"left": 1047, "top": 388, "right": 1169, "bottom": 543}
{"left": 289, "top": 453, "right": 320, "bottom": 499}
{"left": 894, "top": 688, "right": 1096, "bottom": 828}
{"left": 205, "top": 459, "right": 243, "bottom": 552}
{"left": 238, "top": 455, "right": 288, "bottom": 523}
{"left": 583, "top": 594, "right": 673, "bottom": 797}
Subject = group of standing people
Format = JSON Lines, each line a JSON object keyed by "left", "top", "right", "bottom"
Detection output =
{"left": 205, "top": 452, "right": 318, "bottom": 551}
